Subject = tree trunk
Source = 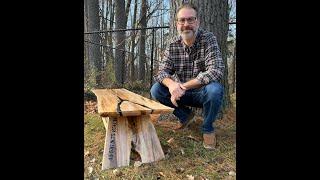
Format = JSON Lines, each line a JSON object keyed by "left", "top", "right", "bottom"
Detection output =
{"left": 154, "top": 30, "right": 157, "bottom": 78}
{"left": 114, "top": 0, "right": 126, "bottom": 85}
{"left": 125, "top": 0, "right": 132, "bottom": 20}
{"left": 88, "top": 0, "right": 103, "bottom": 87}
{"left": 232, "top": 41, "right": 236, "bottom": 93}
{"left": 84, "top": 0, "right": 89, "bottom": 80}
{"left": 138, "top": 0, "right": 147, "bottom": 81}
{"left": 228, "top": 54, "right": 234, "bottom": 95}
{"left": 157, "top": 1, "right": 164, "bottom": 75}
{"left": 130, "top": 0, "right": 138, "bottom": 81}
{"left": 170, "top": 0, "right": 231, "bottom": 111}
{"left": 108, "top": 0, "right": 114, "bottom": 65}
{"left": 101, "top": 1, "right": 106, "bottom": 73}
{"left": 102, "top": 0, "right": 108, "bottom": 69}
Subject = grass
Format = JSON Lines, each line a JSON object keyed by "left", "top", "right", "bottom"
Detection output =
{"left": 84, "top": 107, "right": 236, "bottom": 180}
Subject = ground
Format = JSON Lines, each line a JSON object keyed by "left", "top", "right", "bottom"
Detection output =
{"left": 84, "top": 95, "right": 236, "bottom": 180}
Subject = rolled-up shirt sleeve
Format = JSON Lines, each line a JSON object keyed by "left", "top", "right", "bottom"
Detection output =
{"left": 196, "top": 33, "right": 225, "bottom": 85}
{"left": 154, "top": 47, "right": 175, "bottom": 83}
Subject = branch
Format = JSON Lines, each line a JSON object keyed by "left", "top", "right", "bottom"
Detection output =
{"left": 125, "top": 0, "right": 132, "bottom": 20}
{"left": 137, "top": 1, "right": 162, "bottom": 26}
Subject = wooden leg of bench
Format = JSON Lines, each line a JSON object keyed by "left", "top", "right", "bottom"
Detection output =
{"left": 132, "top": 115, "right": 165, "bottom": 163}
{"left": 101, "top": 117, "right": 132, "bottom": 170}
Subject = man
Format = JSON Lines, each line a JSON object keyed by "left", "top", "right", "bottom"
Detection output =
{"left": 150, "top": 3, "right": 225, "bottom": 150}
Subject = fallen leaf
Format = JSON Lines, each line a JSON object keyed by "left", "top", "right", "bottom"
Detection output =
{"left": 187, "top": 135, "right": 200, "bottom": 142}
{"left": 228, "top": 171, "right": 236, "bottom": 176}
{"left": 213, "top": 157, "right": 224, "bottom": 164}
{"left": 167, "top": 138, "right": 174, "bottom": 144}
{"left": 134, "top": 161, "right": 142, "bottom": 167}
{"left": 112, "top": 169, "right": 122, "bottom": 176}
{"left": 186, "top": 175, "right": 194, "bottom": 180}
{"left": 176, "top": 167, "right": 185, "bottom": 173}
{"left": 84, "top": 151, "right": 90, "bottom": 156}
{"left": 88, "top": 167, "right": 93, "bottom": 174}
{"left": 158, "top": 172, "right": 165, "bottom": 177}
{"left": 199, "top": 175, "right": 208, "bottom": 180}
{"left": 90, "top": 158, "right": 96, "bottom": 163}
{"left": 180, "top": 148, "right": 185, "bottom": 155}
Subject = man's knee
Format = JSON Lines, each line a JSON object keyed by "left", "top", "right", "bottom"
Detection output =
{"left": 150, "top": 82, "right": 162, "bottom": 100}
{"left": 204, "top": 82, "right": 224, "bottom": 100}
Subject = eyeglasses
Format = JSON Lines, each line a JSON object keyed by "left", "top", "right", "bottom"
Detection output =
{"left": 176, "top": 17, "right": 197, "bottom": 25}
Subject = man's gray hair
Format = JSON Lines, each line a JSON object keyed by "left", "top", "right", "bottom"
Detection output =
{"left": 177, "top": 3, "right": 198, "bottom": 18}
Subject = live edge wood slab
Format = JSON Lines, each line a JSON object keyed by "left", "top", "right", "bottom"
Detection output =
{"left": 92, "top": 88, "right": 173, "bottom": 170}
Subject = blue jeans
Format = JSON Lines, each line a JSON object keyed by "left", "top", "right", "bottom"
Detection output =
{"left": 150, "top": 81, "right": 223, "bottom": 133}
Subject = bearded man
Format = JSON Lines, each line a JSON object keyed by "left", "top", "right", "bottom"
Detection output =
{"left": 151, "top": 3, "right": 225, "bottom": 150}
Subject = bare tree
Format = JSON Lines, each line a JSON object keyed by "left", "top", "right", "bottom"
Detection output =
{"left": 231, "top": 41, "right": 236, "bottom": 93}
{"left": 138, "top": 0, "right": 147, "bottom": 81}
{"left": 88, "top": 0, "right": 103, "bottom": 87}
{"left": 84, "top": 0, "right": 89, "bottom": 85}
{"left": 114, "top": 0, "right": 126, "bottom": 84}
{"left": 228, "top": 0, "right": 236, "bottom": 94}
{"left": 130, "top": 0, "right": 138, "bottom": 81}
{"left": 125, "top": 0, "right": 132, "bottom": 19}
{"left": 107, "top": 0, "right": 114, "bottom": 63}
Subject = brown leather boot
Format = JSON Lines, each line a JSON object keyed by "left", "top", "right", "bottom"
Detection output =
{"left": 203, "top": 132, "right": 216, "bottom": 150}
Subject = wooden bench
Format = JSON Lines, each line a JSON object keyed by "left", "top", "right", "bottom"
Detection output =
{"left": 92, "top": 88, "right": 174, "bottom": 170}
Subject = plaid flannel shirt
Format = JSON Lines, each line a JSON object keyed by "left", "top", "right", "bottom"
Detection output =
{"left": 154, "top": 29, "right": 225, "bottom": 85}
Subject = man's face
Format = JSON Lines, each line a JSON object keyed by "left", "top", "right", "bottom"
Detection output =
{"left": 176, "top": 8, "right": 199, "bottom": 41}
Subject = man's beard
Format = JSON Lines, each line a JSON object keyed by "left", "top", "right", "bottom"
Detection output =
{"left": 178, "top": 26, "right": 198, "bottom": 41}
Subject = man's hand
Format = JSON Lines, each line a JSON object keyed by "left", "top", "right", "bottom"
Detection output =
{"left": 181, "top": 79, "right": 203, "bottom": 90}
{"left": 170, "top": 82, "right": 187, "bottom": 107}
{"left": 168, "top": 82, "right": 185, "bottom": 98}
{"left": 170, "top": 95, "right": 179, "bottom": 107}
{"left": 179, "top": 84, "right": 187, "bottom": 91}
{"left": 162, "top": 78, "right": 187, "bottom": 107}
